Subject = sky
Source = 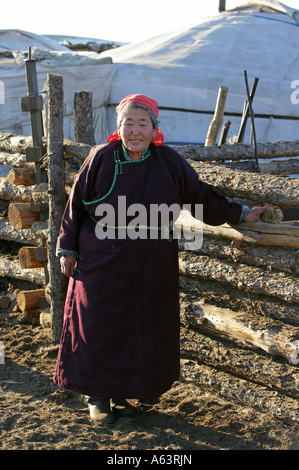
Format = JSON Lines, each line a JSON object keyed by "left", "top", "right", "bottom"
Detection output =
{"left": 1, "top": 0, "right": 299, "bottom": 44}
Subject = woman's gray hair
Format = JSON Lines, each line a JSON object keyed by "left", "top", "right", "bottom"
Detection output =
{"left": 117, "top": 102, "right": 159, "bottom": 129}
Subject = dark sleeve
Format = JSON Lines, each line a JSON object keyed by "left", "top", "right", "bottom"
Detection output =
{"left": 56, "top": 146, "right": 102, "bottom": 253}
{"left": 175, "top": 151, "right": 242, "bottom": 226}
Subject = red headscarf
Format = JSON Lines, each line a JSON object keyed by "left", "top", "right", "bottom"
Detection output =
{"left": 107, "top": 94, "right": 164, "bottom": 146}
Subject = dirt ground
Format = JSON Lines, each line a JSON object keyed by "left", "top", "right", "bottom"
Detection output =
{"left": 0, "top": 283, "right": 299, "bottom": 452}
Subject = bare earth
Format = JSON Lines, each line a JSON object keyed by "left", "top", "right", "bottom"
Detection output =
{"left": 0, "top": 294, "right": 299, "bottom": 452}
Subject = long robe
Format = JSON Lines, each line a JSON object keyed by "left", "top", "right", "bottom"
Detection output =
{"left": 54, "top": 141, "right": 242, "bottom": 398}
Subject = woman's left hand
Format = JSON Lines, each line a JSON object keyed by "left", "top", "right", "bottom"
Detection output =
{"left": 243, "top": 207, "right": 267, "bottom": 222}
{"left": 60, "top": 255, "right": 77, "bottom": 277}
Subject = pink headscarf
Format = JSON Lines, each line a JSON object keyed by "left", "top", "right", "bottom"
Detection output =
{"left": 107, "top": 94, "right": 164, "bottom": 146}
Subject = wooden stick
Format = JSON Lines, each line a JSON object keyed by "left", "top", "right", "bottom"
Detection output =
{"left": 218, "top": 120, "right": 231, "bottom": 146}
{"left": 205, "top": 86, "right": 228, "bottom": 146}
{"left": 74, "top": 91, "right": 95, "bottom": 146}
{"left": 243, "top": 71, "right": 259, "bottom": 171}
{"left": 47, "top": 74, "right": 68, "bottom": 343}
{"left": 237, "top": 77, "right": 259, "bottom": 144}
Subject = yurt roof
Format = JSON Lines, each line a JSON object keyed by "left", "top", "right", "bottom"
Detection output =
{"left": 100, "top": 1, "right": 299, "bottom": 144}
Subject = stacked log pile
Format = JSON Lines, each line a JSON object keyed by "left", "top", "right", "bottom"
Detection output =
{"left": 174, "top": 145, "right": 299, "bottom": 422}
{"left": 0, "top": 130, "right": 298, "bottom": 422}
{"left": 0, "top": 131, "right": 81, "bottom": 323}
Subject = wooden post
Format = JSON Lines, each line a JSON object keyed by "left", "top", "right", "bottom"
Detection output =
{"left": 218, "top": 120, "right": 231, "bottom": 146}
{"left": 219, "top": 0, "right": 226, "bottom": 12}
{"left": 205, "top": 86, "right": 228, "bottom": 146}
{"left": 74, "top": 91, "right": 96, "bottom": 146}
{"left": 47, "top": 74, "right": 68, "bottom": 343}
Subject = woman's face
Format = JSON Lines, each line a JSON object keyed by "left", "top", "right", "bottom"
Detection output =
{"left": 118, "top": 108, "right": 157, "bottom": 160}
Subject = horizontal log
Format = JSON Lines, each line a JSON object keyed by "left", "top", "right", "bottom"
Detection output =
{"left": 179, "top": 233, "right": 299, "bottom": 275}
{"left": 176, "top": 211, "right": 299, "bottom": 248}
{"left": 188, "top": 161, "right": 299, "bottom": 208}
{"left": 8, "top": 203, "right": 40, "bottom": 229}
{"left": 31, "top": 183, "right": 49, "bottom": 207}
{"left": 204, "top": 221, "right": 299, "bottom": 248}
{"left": 19, "top": 246, "right": 47, "bottom": 269}
{"left": 180, "top": 359, "right": 299, "bottom": 422}
{"left": 17, "top": 289, "right": 46, "bottom": 312}
{"left": 63, "top": 139, "right": 91, "bottom": 160}
{"left": 178, "top": 252, "right": 299, "bottom": 303}
{"left": 180, "top": 276, "right": 299, "bottom": 326}
{"left": 0, "top": 151, "right": 27, "bottom": 167}
{"left": 0, "top": 255, "right": 45, "bottom": 285}
{"left": 180, "top": 327, "right": 299, "bottom": 399}
{"left": 0, "top": 178, "right": 34, "bottom": 203}
{"left": 0, "top": 133, "right": 36, "bottom": 153}
{"left": 2, "top": 132, "right": 299, "bottom": 164}
{"left": 181, "top": 301, "right": 299, "bottom": 364}
{"left": 0, "top": 217, "right": 48, "bottom": 246}
{"left": 173, "top": 140, "right": 299, "bottom": 162}
{"left": 222, "top": 158, "right": 299, "bottom": 175}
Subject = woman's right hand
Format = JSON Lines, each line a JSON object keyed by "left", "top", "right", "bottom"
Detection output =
{"left": 60, "top": 255, "right": 77, "bottom": 277}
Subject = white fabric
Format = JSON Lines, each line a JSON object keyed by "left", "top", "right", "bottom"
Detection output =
{"left": 0, "top": 32, "right": 115, "bottom": 143}
{"left": 100, "top": 4, "right": 299, "bottom": 144}
{"left": 2, "top": 3, "right": 299, "bottom": 146}
{"left": 0, "top": 29, "right": 69, "bottom": 52}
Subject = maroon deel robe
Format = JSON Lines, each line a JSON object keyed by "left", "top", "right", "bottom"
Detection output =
{"left": 54, "top": 142, "right": 242, "bottom": 398}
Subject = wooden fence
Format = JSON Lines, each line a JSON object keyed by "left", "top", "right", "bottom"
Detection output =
{"left": 0, "top": 74, "right": 298, "bottom": 422}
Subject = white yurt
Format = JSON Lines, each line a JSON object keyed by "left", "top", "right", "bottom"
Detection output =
{"left": 1, "top": 2, "right": 299, "bottom": 146}
{"left": 0, "top": 30, "right": 115, "bottom": 142}
{"left": 100, "top": 0, "right": 299, "bottom": 145}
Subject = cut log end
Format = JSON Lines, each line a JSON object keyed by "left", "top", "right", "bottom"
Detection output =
{"left": 8, "top": 203, "right": 39, "bottom": 229}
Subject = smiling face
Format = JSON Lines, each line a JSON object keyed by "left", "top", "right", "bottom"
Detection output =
{"left": 118, "top": 107, "right": 157, "bottom": 160}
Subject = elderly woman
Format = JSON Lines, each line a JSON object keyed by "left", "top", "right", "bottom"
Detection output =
{"left": 54, "top": 94, "right": 265, "bottom": 423}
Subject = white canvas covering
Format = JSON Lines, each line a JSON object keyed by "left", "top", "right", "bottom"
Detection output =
{"left": 100, "top": 1, "right": 299, "bottom": 144}
{"left": 1, "top": 3, "right": 299, "bottom": 146}
{"left": 0, "top": 29, "right": 70, "bottom": 52}
{"left": 0, "top": 30, "right": 115, "bottom": 143}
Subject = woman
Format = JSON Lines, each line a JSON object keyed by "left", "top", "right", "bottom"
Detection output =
{"left": 54, "top": 94, "right": 265, "bottom": 423}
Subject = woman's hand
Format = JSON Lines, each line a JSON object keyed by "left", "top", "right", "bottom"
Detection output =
{"left": 243, "top": 206, "right": 267, "bottom": 222}
{"left": 60, "top": 255, "right": 77, "bottom": 277}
